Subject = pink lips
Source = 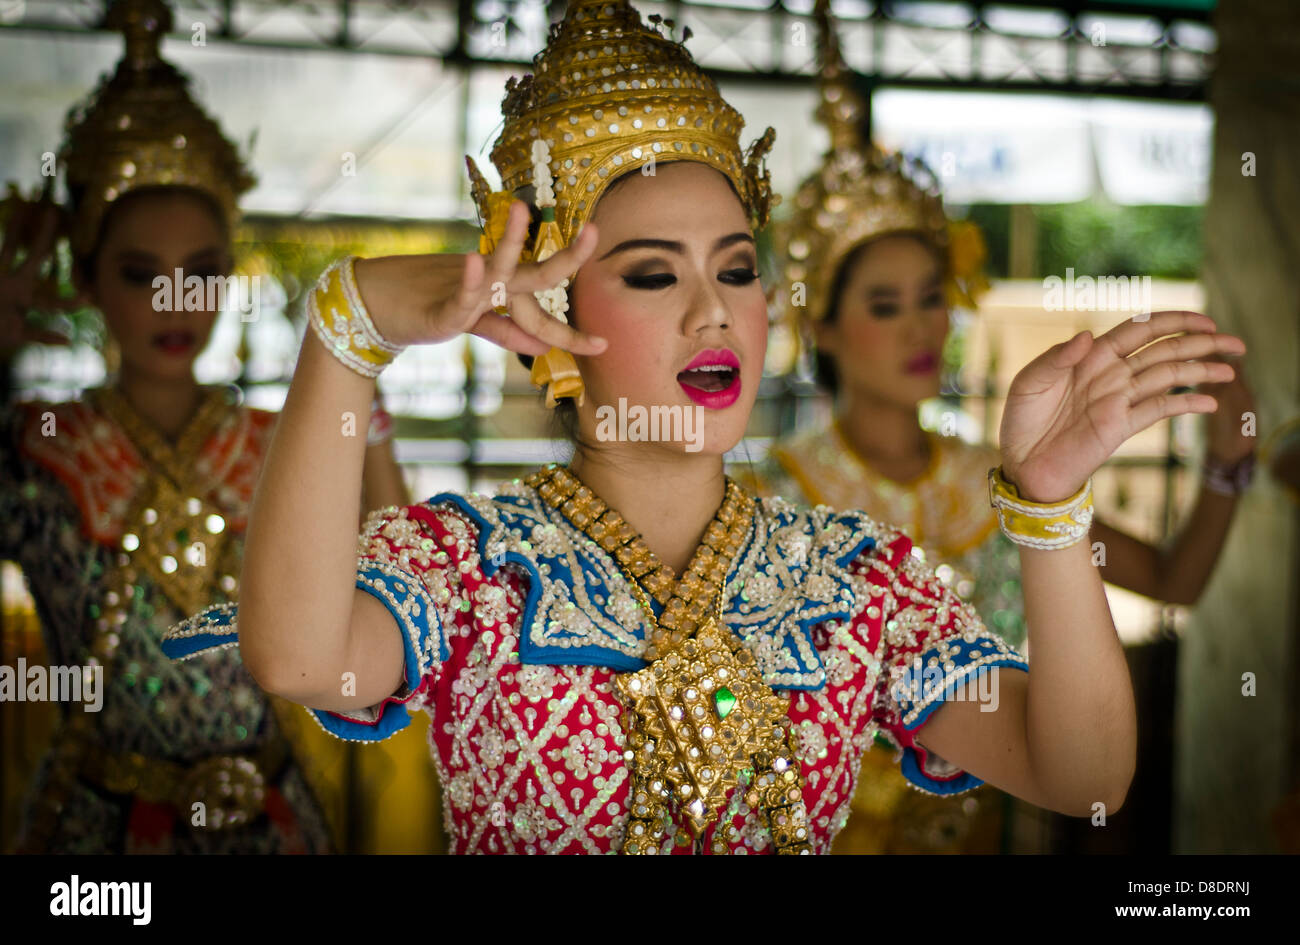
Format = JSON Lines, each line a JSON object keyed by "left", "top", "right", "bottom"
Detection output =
{"left": 677, "top": 347, "right": 742, "bottom": 409}
{"left": 905, "top": 351, "right": 938, "bottom": 375}
{"left": 152, "top": 330, "right": 196, "bottom": 355}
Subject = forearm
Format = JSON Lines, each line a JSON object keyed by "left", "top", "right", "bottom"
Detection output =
{"left": 240, "top": 332, "right": 376, "bottom": 697}
{"left": 1097, "top": 487, "right": 1238, "bottom": 604}
{"left": 1020, "top": 538, "right": 1137, "bottom": 813}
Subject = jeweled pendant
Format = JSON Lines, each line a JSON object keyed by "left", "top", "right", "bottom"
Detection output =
{"left": 713, "top": 686, "right": 736, "bottom": 719}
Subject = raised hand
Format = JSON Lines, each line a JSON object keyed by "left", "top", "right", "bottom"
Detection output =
{"left": 1201, "top": 355, "right": 1256, "bottom": 464}
{"left": 352, "top": 200, "right": 607, "bottom": 358}
{"left": 999, "top": 311, "right": 1246, "bottom": 503}
{"left": 0, "top": 184, "right": 83, "bottom": 358}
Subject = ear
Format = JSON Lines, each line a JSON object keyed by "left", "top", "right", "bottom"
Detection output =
{"left": 812, "top": 315, "right": 835, "bottom": 350}
{"left": 70, "top": 258, "right": 96, "bottom": 309}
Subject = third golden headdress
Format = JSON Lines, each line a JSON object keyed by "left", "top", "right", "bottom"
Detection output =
{"left": 773, "top": 0, "right": 987, "bottom": 345}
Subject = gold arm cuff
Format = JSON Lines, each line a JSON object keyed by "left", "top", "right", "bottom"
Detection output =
{"left": 987, "top": 466, "right": 1094, "bottom": 550}
{"left": 307, "top": 255, "right": 405, "bottom": 379}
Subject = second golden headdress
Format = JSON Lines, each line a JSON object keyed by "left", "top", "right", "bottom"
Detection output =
{"left": 59, "top": 0, "right": 256, "bottom": 259}
{"left": 467, "top": 0, "right": 778, "bottom": 407}
{"left": 774, "top": 0, "right": 988, "bottom": 345}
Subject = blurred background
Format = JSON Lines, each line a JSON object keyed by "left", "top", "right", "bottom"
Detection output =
{"left": 1, "top": 0, "right": 1295, "bottom": 854}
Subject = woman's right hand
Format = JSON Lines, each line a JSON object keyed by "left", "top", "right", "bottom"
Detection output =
{"left": 0, "top": 184, "right": 80, "bottom": 358}
{"left": 352, "top": 200, "right": 607, "bottom": 358}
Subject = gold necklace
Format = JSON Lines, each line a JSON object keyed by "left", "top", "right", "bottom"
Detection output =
{"left": 525, "top": 464, "right": 751, "bottom": 660}
{"left": 527, "top": 464, "right": 812, "bottom": 855}
{"left": 87, "top": 383, "right": 240, "bottom": 618}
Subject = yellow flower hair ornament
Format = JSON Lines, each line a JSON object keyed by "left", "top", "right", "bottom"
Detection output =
{"left": 467, "top": 145, "right": 585, "bottom": 409}
{"left": 945, "top": 218, "right": 991, "bottom": 311}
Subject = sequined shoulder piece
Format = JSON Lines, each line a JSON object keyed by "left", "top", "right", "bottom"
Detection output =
{"left": 728, "top": 494, "right": 885, "bottom": 689}
{"left": 423, "top": 484, "right": 886, "bottom": 691}
{"left": 421, "top": 483, "right": 656, "bottom": 674}
{"left": 15, "top": 395, "right": 275, "bottom": 545}
{"left": 16, "top": 398, "right": 144, "bottom": 543}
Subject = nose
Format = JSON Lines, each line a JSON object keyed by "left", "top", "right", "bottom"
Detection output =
{"left": 902, "top": 301, "right": 932, "bottom": 345}
{"left": 682, "top": 273, "right": 731, "bottom": 336}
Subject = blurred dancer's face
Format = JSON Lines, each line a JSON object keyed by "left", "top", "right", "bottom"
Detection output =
{"left": 816, "top": 233, "right": 949, "bottom": 410}
{"left": 569, "top": 161, "right": 766, "bottom": 457}
{"left": 83, "top": 189, "right": 231, "bottom": 384}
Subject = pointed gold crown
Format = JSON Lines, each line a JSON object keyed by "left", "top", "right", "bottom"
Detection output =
{"left": 774, "top": 0, "right": 985, "bottom": 338}
{"left": 60, "top": 0, "right": 256, "bottom": 257}
{"left": 467, "top": 0, "right": 777, "bottom": 248}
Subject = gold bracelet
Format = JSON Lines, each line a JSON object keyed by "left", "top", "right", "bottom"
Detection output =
{"left": 988, "top": 466, "right": 1094, "bottom": 550}
{"left": 306, "top": 255, "right": 405, "bottom": 379}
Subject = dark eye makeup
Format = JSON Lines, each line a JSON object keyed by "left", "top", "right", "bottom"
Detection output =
{"left": 621, "top": 256, "right": 759, "bottom": 290}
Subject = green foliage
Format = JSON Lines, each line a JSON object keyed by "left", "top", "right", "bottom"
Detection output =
{"left": 964, "top": 201, "right": 1203, "bottom": 280}
{"left": 1036, "top": 202, "right": 1203, "bottom": 279}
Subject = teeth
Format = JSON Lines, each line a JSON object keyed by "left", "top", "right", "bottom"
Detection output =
{"left": 690, "top": 364, "right": 733, "bottom": 372}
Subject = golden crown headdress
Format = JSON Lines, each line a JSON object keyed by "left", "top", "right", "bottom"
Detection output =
{"left": 467, "top": 0, "right": 778, "bottom": 408}
{"left": 60, "top": 0, "right": 256, "bottom": 258}
{"left": 774, "top": 0, "right": 987, "bottom": 342}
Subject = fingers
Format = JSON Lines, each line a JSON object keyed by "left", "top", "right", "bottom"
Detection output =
{"left": 1130, "top": 358, "right": 1235, "bottom": 404}
{"left": 1129, "top": 391, "right": 1218, "bottom": 434}
{"left": 0, "top": 185, "right": 29, "bottom": 271}
{"left": 1124, "top": 330, "right": 1246, "bottom": 375}
{"left": 469, "top": 310, "right": 551, "bottom": 357}
{"left": 1010, "top": 330, "right": 1091, "bottom": 394}
{"left": 453, "top": 251, "right": 488, "bottom": 314}
{"left": 512, "top": 222, "right": 599, "bottom": 294}
{"left": 15, "top": 202, "right": 60, "bottom": 280}
{"left": 1099, "top": 311, "right": 1217, "bottom": 359}
{"left": 506, "top": 289, "right": 607, "bottom": 356}
{"left": 482, "top": 201, "right": 531, "bottom": 294}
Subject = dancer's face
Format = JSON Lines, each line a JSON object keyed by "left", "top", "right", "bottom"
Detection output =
{"left": 569, "top": 162, "right": 766, "bottom": 457}
{"left": 83, "top": 189, "right": 231, "bottom": 384}
{"left": 816, "top": 233, "right": 949, "bottom": 410}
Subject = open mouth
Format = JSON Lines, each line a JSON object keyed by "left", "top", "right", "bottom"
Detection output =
{"left": 152, "top": 330, "right": 196, "bottom": 353}
{"left": 905, "top": 351, "right": 938, "bottom": 375}
{"left": 676, "top": 363, "right": 739, "bottom": 392}
{"left": 676, "top": 348, "right": 742, "bottom": 408}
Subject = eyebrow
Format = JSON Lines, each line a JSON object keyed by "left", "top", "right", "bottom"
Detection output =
{"left": 598, "top": 232, "right": 754, "bottom": 261}
{"left": 866, "top": 273, "right": 944, "bottom": 297}
{"left": 112, "top": 247, "right": 226, "bottom": 264}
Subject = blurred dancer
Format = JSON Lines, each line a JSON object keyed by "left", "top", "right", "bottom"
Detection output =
{"left": 0, "top": 0, "right": 406, "bottom": 852}
{"left": 754, "top": 0, "right": 1256, "bottom": 853}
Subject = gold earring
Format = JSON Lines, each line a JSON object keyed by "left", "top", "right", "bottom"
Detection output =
{"left": 101, "top": 334, "right": 121, "bottom": 378}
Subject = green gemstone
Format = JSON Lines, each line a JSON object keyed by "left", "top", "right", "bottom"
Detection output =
{"left": 713, "top": 686, "right": 737, "bottom": 719}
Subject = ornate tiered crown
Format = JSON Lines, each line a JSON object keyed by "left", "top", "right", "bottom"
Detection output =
{"left": 467, "top": 0, "right": 778, "bottom": 407}
{"left": 774, "top": 0, "right": 985, "bottom": 336}
{"left": 60, "top": 0, "right": 256, "bottom": 258}
{"left": 469, "top": 0, "right": 777, "bottom": 248}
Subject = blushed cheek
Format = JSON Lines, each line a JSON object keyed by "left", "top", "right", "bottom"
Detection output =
{"left": 98, "top": 286, "right": 153, "bottom": 353}
{"left": 839, "top": 312, "right": 900, "bottom": 374}
{"left": 572, "top": 277, "right": 666, "bottom": 405}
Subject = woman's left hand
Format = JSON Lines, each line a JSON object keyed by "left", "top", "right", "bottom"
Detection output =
{"left": 1202, "top": 356, "right": 1256, "bottom": 464}
{"left": 999, "top": 311, "right": 1246, "bottom": 503}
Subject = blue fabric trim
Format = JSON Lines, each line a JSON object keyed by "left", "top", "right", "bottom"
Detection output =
{"left": 893, "top": 639, "right": 1029, "bottom": 794}
{"left": 746, "top": 529, "right": 876, "bottom": 692}
{"left": 161, "top": 563, "right": 443, "bottom": 744}
{"left": 161, "top": 603, "right": 239, "bottom": 661}
{"left": 308, "top": 561, "right": 444, "bottom": 743}
{"left": 427, "top": 490, "right": 651, "bottom": 674}
{"left": 423, "top": 487, "right": 882, "bottom": 690}
{"left": 898, "top": 752, "right": 985, "bottom": 796}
